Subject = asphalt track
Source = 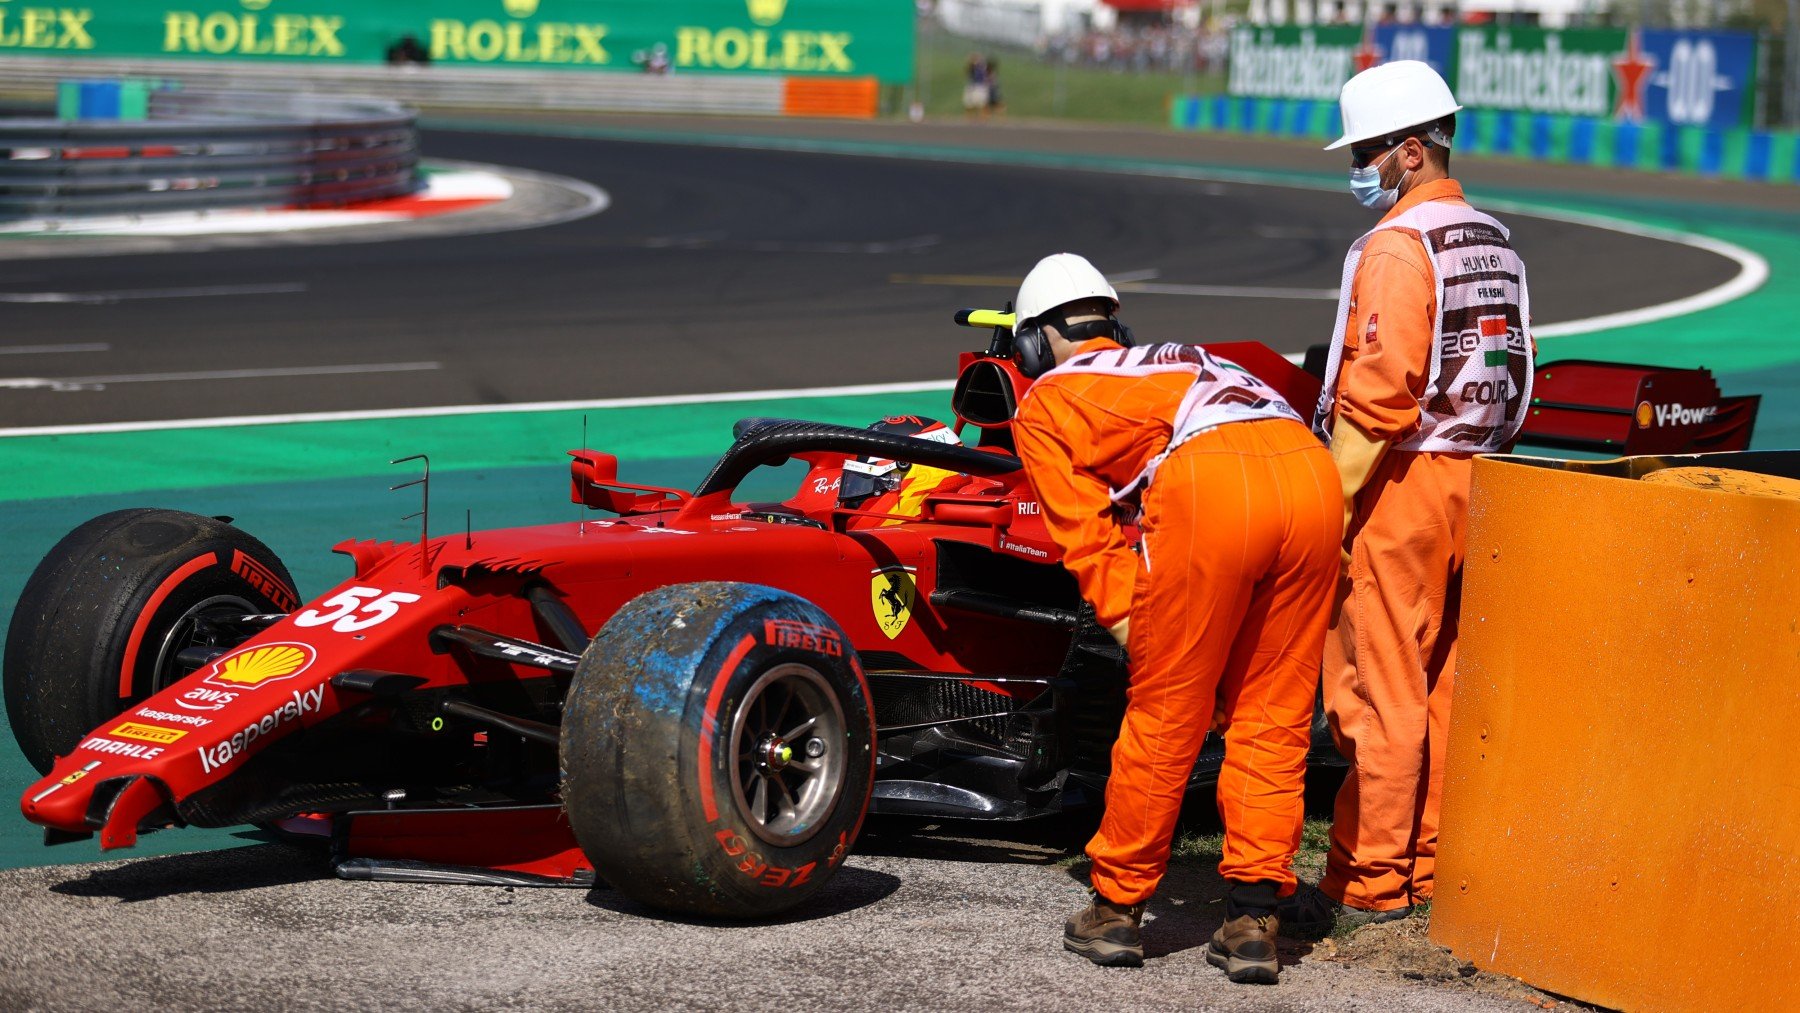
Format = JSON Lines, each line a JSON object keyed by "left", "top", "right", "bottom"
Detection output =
{"left": 0, "top": 837, "right": 1537, "bottom": 1013}
{"left": 0, "top": 125, "right": 1742, "bottom": 429}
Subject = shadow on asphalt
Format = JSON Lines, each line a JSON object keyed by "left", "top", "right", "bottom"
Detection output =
{"left": 49, "top": 842, "right": 327, "bottom": 902}
{"left": 582, "top": 864, "right": 903, "bottom": 925}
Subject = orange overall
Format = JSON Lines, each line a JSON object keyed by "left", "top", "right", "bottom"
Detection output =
{"left": 1013, "top": 339, "right": 1342, "bottom": 905}
{"left": 1320, "top": 178, "right": 1485, "bottom": 912}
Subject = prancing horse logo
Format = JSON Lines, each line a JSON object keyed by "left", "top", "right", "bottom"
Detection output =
{"left": 870, "top": 568, "right": 916, "bottom": 640}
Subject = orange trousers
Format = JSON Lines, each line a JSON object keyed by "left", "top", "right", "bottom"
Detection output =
{"left": 1319, "top": 451, "right": 1471, "bottom": 911}
{"left": 1087, "top": 419, "right": 1342, "bottom": 905}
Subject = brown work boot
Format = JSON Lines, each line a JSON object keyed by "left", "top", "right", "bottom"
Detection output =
{"left": 1063, "top": 894, "right": 1145, "bottom": 967}
{"left": 1206, "top": 907, "right": 1281, "bottom": 984}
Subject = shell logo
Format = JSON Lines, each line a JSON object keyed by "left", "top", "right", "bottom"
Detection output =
{"left": 503, "top": 0, "right": 540, "bottom": 18}
{"left": 1635, "top": 400, "right": 1654, "bottom": 429}
{"left": 203, "top": 642, "right": 316, "bottom": 691}
{"left": 747, "top": 0, "right": 787, "bottom": 26}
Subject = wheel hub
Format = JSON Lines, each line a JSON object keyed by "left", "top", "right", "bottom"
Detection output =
{"left": 727, "top": 663, "right": 849, "bottom": 848}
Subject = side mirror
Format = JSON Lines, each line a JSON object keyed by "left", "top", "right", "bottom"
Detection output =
{"left": 952, "top": 352, "right": 1033, "bottom": 429}
{"left": 568, "top": 450, "right": 689, "bottom": 515}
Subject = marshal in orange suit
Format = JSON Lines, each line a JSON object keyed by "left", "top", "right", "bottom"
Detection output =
{"left": 1286, "top": 60, "right": 1536, "bottom": 932}
{"left": 1006, "top": 253, "right": 1342, "bottom": 985}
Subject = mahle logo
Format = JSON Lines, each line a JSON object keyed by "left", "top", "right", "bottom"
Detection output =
{"left": 503, "top": 0, "right": 540, "bottom": 18}
{"left": 203, "top": 642, "right": 315, "bottom": 691}
{"left": 747, "top": 0, "right": 788, "bottom": 26}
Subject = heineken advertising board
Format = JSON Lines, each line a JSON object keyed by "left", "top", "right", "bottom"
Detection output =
{"left": 0, "top": 0, "right": 915, "bottom": 84}
{"left": 1229, "top": 25, "right": 1760, "bottom": 130}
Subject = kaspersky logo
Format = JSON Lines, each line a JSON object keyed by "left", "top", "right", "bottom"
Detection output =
{"left": 202, "top": 642, "right": 315, "bottom": 691}
{"left": 199, "top": 685, "right": 325, "bottom": 774}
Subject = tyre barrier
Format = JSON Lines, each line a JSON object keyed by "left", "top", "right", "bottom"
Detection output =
{"left": 1170, "top": 93, "right": 1800, "bottom": 185}
{"left": 0, "top": 89, "right": 421, "bottom": 221}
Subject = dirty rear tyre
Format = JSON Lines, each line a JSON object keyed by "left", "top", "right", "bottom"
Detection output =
{"left": 4, "top": 509, "right": 298, "bottom": 774}
{"left": 561, "top": 581, "right": 875, "bottom": 918}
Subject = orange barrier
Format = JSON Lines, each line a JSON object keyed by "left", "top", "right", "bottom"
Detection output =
{"left": 1431, "top": 452, "right": 1800, "bottom": 1013}
{"left": 781, "top": 76, "right": 879, "bottom": 119}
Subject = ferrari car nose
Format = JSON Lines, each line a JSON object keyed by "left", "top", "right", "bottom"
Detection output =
{"left": 20, "top": 765, "right": 98, "bottom": 832}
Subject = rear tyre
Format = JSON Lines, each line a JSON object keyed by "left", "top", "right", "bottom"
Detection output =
{"left": 561, "top": 581, "right": 874, "bottom": 918}
{"left": 4, "top": 509, "right": 298, "bottom": 774}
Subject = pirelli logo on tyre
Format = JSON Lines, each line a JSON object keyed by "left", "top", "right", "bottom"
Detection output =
{"left": 202, "top": 642, "right": 316, "bottom": 691}
{"left": 109, "top": 722, "right": 186, "bottom": 745}
{"left": 230, "top": 549, "right": 298, "bottom": 612}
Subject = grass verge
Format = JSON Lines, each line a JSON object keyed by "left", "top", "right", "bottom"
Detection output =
{"left": 913, "top": 30, "right": 1222, "bottom": 125}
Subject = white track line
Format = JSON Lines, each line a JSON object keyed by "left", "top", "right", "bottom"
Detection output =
{"left": 1474, "top": 203, "right": 1771, "bottom": 338}
{"left": 0, "top": 283, "right": 307, "bottom": 304}
{"left": 0, "top": 379, "right": 955, "bottom": 436}
{"left": 0, "top": 361, "right": 1317, "bottom": 437}
{"left": 1107, "top": 268, "right": 1163, "bottom": 284}
{"left": 1118, "top": 281, "right": 1340, "bottom": 300}
{"left": 1084, "top": 162, "right": 1769, "bottom": 340}
{"left": 0, "top": 342, "right": 110, "bottom": 355}
{"left": 0, "top": 149, "right": 1761, "bottom": 438}
{"left": 0, "top": 361, "right": 441, "bottom": 392}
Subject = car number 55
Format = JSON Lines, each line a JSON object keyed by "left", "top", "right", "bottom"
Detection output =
{"left": 294, "top": 586, "right": 422, "bottom": 633}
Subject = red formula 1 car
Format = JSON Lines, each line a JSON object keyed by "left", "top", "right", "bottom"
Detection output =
{"left": 6, "top": 313, "right": 1759, "bottom": 918}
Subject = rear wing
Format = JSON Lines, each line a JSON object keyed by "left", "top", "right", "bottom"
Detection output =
{"left": 1300, "top": 346, "right": 1760, "bottom": 456}
{"left": 1521, "top": 360, "right": 1760, "bottom": 455}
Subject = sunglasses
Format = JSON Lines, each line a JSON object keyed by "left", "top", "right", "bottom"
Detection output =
{"left": 1349, "top": 140, "right": 1400, "bottom": 169}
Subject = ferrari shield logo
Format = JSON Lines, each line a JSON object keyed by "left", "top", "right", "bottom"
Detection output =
{"left": 871, "top": 569, "right": 916, "bottom": 640}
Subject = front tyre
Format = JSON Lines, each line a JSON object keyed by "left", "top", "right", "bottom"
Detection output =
{"left": 4, "top": 509, "right": 298, "bottom": 774}
{"left": 560, "top": 582, "right": 874, "bottom": 918}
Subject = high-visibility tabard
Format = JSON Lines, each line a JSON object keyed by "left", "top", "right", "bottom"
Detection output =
{"left": 1048, "top": 342, "right": 1304, "bottom": 501}
{"left": 1314, "top": 203, "right": 1535, "bottom": 453}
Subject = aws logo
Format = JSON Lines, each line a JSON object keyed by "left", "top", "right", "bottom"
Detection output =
{"left": 202, "top": 642, "right": 316, "bottom": 691}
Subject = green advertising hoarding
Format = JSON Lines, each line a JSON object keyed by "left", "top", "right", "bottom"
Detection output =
{"left": 0, "top": 0, "right": 915, "bottom": 84}
{"left": 1229, "top": 24, "right": 1761, "bottom": 129}
{"left": 1456, "top": 27, "right": 1626, "bottom": 118}
{"left": 1227, "top": 26, "right": 1362, "bottom": 103}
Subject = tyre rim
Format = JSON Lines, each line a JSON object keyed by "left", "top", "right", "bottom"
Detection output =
{"left": 148, "top": 593, "right": 258, "bottom": 696}
{"left": 728, "top": 662, "right": 848, "bottom": 848}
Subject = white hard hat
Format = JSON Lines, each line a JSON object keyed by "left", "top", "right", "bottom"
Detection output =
{"left": 1013, "top": 253, "right": 1119, "bottom": 333}
{"left": 1325, "top": 60, "right": 1462, "bottom": 151}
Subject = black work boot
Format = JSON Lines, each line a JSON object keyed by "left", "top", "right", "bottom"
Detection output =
{"left": 1276, "top": 881, "right": 1339, "bottom": 939}
{"left": 1063, "top": 893, "right": 1146, "bottom": 967}
{"left": 1278, "top": 881, "right": 1413, "bottom": 937}
{"left": 1206, "top": 880, "right": 1282, "bottom": 984}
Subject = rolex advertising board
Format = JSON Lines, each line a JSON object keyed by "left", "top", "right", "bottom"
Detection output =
{"left": 0, "top": 0, "right": 915, "bottom": 84}
{"left": 1229, "top": 24, "right": 1760, "bottom": 130}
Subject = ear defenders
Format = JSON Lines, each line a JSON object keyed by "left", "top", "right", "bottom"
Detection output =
{"left": 1012, "top": 314, "right": 1135, "bottom": 379}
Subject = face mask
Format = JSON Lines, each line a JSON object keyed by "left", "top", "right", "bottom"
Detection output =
{"left": 1348, "top": 146, "right": 1407, "bottom": 211}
